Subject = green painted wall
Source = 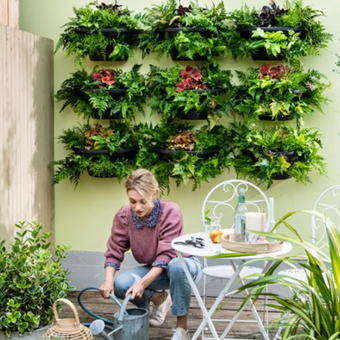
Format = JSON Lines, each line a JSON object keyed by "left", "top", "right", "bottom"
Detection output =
{"left": 19, "top": 0, "right": 340, "bottom": 253}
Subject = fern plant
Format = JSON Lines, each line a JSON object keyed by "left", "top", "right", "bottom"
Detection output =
{"left": 232, "top": 63, "right": 330, "bottom": 124}
{"left": 147, "top": 63, "right": 233, "bottom": 128}
{"left": 55, "top": 2, "right": 144, "bottom": 65}
{"left": 224, "top": 0, "right": 332, "bottom": 62}
{"left": 139, "top": 0, "right": 228, "bottom": 63}
{"left": 230, "top": 122, "right": 327, "bottom": 188}
{"left": 138, "top": 120, "right": 233, "bottom": 193}
{"left": 54, "top": 64, "right": 148, "bottom": 120}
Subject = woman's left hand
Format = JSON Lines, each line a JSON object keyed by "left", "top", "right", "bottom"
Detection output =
{"left": 126, "top": 281, "right": 145, "bottom": 300}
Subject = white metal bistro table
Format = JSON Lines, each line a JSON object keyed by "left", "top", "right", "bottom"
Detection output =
{"left": 172, "top": 230, "right": 292, "bottom": 340}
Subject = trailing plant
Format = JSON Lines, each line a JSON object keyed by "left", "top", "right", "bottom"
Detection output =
{"left": 236, "top": 210, "right": 340, "bottom": 340}
{"left": 232, "top": 64, "right": 330, "bottom": 123}
{"left": 55, "top": 2, "right": 144, "bottom": 65}
{"left": 138, "top": 0, "right": 228, "bottom": 62}
{"left": 230, "top": 122, "right": 327, "bottom": 187}
{"left": 224, "top": 0, "right": 332, "bottom": 62}
{"left": 57, "top": 121, "right": 137, "bottom": 154}
{"left": 0, "top": 221, "right": 74, "bottom": 337}
{"left": 147, "top": 63, "right": 233, "bottom": 128}
{"left": 54, "top": 64, "right": 147, "bottom": 120}
{"left": 50, "top": 153, "right": 138, "bottom": 187}
{"left": 138, "top": 120, "right": 233, "bottom": 192}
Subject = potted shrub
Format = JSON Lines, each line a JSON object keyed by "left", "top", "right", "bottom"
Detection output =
{"left": 54, "top": 64, "right": 148, "bottom": 120}
{"left": 236, "top": 210, "right": 340, "bottom": 340}
{"left": 139, "top": 0, "right": 228, "bottom": 62}
{"left": 50, "top": 122, "right": 140, "bottom": 186}
{"left": 224, "top": 0, "right": 332, "bottom": 62}
{"left": 55, "top": 2, "right": 144, "bottom": 64}
{"left": 230, "top": 122, "right": 327, "bottom": 187}
{"left": 138, "top": 120, "right": 233, "bottom": 193}
{"left": 232, "top": 63, "right": 330, "bottom": 123}
{"left": 0, "top": 221, "right": 74, "bottom": 337}
{"left": 147, "top": 63, "right": 233, "bottom": 128}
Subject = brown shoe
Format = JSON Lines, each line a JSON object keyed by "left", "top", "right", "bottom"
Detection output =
{"left": 149, "top": 291, "right": 172, "bottom": 327}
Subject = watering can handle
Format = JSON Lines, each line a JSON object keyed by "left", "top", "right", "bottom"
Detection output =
{"left": 117, "top": 293, "right": 149, "bottom": 323}
{"left": 53, "top": 298, "right": 81, "bottom": 325}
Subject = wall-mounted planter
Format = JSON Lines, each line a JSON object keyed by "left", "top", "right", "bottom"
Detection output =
{"left": 76, "top": 28, "right": 143, "bottom": 61}
{"left": 238, "top": 27, "right": 305, "bottom": 60}
{"left": 178, "top": 88, "right": 224, "bottom": 120}
{"left": 76, "top": 147, "right": 138, "bottom": 161}
{"left": 76, "top": 88, "right": 127, "bottom": 119}
{"left": 155, "top": 148, "right": 220, "bottom": 160}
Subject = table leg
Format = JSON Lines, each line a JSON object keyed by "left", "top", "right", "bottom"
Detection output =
{"left": 219, "top": 260, "right": 273, "bottom": 340}
{"left": 176, "top": 252, "right": 220, "bottom": 340}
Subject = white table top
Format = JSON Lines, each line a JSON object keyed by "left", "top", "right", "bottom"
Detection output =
{"left": 172, "top": 230, "right": 292, "bottom": 260}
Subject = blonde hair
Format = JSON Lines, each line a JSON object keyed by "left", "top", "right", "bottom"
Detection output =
{"left": 125, "top": 169, "right": 159, "bottom": 207}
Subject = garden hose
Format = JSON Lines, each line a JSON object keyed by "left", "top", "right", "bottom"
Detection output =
{"left": 77, "top": 286, "right": 128, "bottom": 330}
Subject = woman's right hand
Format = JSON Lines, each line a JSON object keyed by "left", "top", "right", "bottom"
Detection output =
{"left": 99, "top": 280, "right": 114, "bottom": 299}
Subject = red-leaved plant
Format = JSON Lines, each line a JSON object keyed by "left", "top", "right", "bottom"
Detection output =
{"left": 167, "top": 130, "right": 197, "bottom": 151}
{"left": 176, "top": 66, "right": 208, "bottom": 93}
{"left": 84, "top": 123, "right": 114, "bottom": 150}
{"left": 91, "top": 69, "right": 121, "bottom": 87}
{"left": 259, "top": 63, "right": 291, "bottom": 80}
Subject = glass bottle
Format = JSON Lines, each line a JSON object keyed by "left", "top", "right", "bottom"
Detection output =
{"left": 234, "top": 188, "right": 247, "bottom": 242}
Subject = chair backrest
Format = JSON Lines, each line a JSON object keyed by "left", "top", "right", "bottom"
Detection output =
{"left": 312, "top": 185, "right": 340, "bottom": 249}
{"left": 202, "top": 179, "right": 273, "bottom": 231}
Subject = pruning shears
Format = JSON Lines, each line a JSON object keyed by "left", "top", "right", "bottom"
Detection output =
{"left": 174, "top": 237, "right": 205, "bottom": 248}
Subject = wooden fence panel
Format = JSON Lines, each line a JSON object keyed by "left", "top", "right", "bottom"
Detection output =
{"left": 0, "top": 0, "right": 19, "bottom": 28}
{"left": 0, "top": 24, "right": 54, "bottom": 247}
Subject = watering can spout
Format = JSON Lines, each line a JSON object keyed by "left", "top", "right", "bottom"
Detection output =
{"left": 89, "top": 320, "right": 116, "bottom": 340}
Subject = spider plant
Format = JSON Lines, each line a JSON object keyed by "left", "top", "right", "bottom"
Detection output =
{"left": 236, "top": 210, "right": 340, "bottom": 340}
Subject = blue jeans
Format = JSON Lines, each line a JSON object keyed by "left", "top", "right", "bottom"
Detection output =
{"left": 114, "top": 257, "right": 202, "bottom": 316}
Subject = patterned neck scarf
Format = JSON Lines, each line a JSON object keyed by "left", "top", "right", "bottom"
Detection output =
{"left": 131, "top": 198, "right": 161, "bottom": 229}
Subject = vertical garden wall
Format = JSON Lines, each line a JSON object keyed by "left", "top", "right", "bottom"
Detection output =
{"left": 19, "top": 0, "right": 340, "bottom": 267}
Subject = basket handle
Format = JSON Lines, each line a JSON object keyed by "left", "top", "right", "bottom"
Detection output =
{"left": 53, "top": 298, "right": 81, "bottom": 325}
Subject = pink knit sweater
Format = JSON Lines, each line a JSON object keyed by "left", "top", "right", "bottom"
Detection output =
{"left": 104, "top": 200, "right": 187, "bottom": 269}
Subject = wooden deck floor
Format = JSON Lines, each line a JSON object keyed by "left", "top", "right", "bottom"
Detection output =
{"left": 59, "top": 291, "right": 282, "bottom": 340}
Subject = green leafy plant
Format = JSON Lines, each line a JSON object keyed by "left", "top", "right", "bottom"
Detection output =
{"left": 50, "top": 153, "right": 138, "bottom": 187}
{"left": 50, "top": 122, "right": 141, "bottom": 187}
{"left": 139, "top": 0, "right": 228, "bottom": 62}
{"left": 54, "top": 64, "right": 148, "bottom": 120}
{"left": 230, "top": 122, "right": 327, "bottom": 187}
{"left": 147, "top": 63, "right": 233, "bottom": 128}
{"left": 57, "top": 122, "right": 137, "bottom": 153}
{"left": 224, "top": 0, "right": 332, "bottom": 62}
{"left": 236, "top": 210, "right": 340, "bottom": 340}
{"left": 55, "top": 2, "right": 144, "bottom": 65}
{"left": 232, "top": 63, "right": 330, "bottom": 123}
{"left": 139, "top": 120, "right": 233, "bottom": 193}
{"left": 0, "top": 221, "right": 74, "bottom": 337}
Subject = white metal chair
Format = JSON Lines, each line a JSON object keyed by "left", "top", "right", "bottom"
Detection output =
{"left": 201, "top": 179, "right": 274, "bottom": 336}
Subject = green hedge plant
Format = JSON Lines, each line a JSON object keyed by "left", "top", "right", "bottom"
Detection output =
{"left": 0, "top": 221, "right": 74, "bottom": 337}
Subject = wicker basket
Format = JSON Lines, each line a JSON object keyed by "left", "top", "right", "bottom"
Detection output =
{"left": 43, "top": 298, "right": 93, "bottom": 340}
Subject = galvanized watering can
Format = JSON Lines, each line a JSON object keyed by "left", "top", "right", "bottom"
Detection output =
{"left": 89, "top": 293, "right": 149, "bottom": 340}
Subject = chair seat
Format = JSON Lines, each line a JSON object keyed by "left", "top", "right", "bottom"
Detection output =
{"left": 203, "top": 265, "right": 264, "bottom": 279}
